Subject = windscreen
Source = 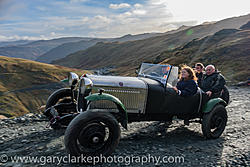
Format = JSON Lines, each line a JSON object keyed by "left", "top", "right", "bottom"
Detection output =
{"left": 166, "top": 66, "right": 179, "bottom": 87}
{"left": 138, "top": 63, "right": 171, "bottom": 85}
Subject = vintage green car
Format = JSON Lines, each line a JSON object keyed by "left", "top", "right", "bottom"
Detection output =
{"left": 44, "top": 63, "right": 229, "bottom": 156}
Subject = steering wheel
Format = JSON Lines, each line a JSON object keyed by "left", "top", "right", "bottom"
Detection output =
{"left": 149, "top": 72, "right": 160, "bottom": 77}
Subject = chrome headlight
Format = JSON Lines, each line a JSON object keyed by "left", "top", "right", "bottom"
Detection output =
{"left": 79, "top": 77, "right": 93, "bottom": 95}
{"left": 68, "top": 72, "right": 79, "bottom": 86}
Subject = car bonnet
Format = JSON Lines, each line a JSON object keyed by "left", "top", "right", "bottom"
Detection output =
{"left": 86, "top": 75, "right": 147, "bottom": 89}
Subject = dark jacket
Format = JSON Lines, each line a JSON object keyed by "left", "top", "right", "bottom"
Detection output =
{"left": 196, "top": 72, "right": 204, "bottom": 87}
{"left": 176, "top": 79, "right": 198, "bottom": 97}
{"left": 200, "top": 72, "right": 225, "bottom": 93}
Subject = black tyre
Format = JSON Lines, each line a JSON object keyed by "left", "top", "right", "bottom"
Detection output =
{"left": 64, "top": 111, "right": 121, "bottom": 157}
{"left": 46, "top": 88, "right": 77, "bottom": 117}
{"left": 202, "top": 104, "right": 227, "bottom": 139}
{"left": 45, "top": 88, "right": 75, "bottom": 129}
{"left": 46, "top": 88, "right": 72, "bottom": 110}
{"left": 220, "top": 86, "right": 230, "bottom": 104}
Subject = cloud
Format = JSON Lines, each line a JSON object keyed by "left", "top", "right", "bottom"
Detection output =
{"left": 134, "top": 3, "right": 143, "bottom": 8}
{"left": 109, "top": 3, "right": 131, "bottom": 9}
{"left": 164, "top": 0, "right": 250, "bottom": 24}
{"left": 0, "top": 1, "right": 27, "bottom": 21}
{"left": 82, "top": 16, "right": 89, "bottom": 23}
{"left": 94, "top": 15, "right": 111, "bottom": 23}
{"left": 0, "top": 0, "right": 199, "bottom": 41}
{"left": 0, "top": 35, "right": 47, "bottom": 41}
{"left": 88, "top": 15, "right": 112, "bottom": 29}
{"left": 0, "top": 16, "right": 90, "bottom": 41}
{"left": 88, "top": 0, "right": 179, "bottom": 37}
{"left": 50, "top": 32, "right": 56, "bottom": 36}
{"left": 132, "top": 10, "right": 147, "bottom": 15}
{"left": 36, "top": 6, "right": 47, "bottom": 12}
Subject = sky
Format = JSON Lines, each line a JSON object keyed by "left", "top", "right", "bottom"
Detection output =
{"left": 0, "top": 0, "right": 249, "bottom": 41}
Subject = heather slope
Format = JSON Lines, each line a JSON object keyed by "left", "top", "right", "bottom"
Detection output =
{"left": 0, "top": 56, "right": 89, "bottom": 117}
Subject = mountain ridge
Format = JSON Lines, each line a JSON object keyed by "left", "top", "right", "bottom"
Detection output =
{"left": 156, "top": 28, "right": 250, "bottom": 82}
{"left": 53, "top": 14, "right": 250, "bottom": 81}
{"left": 0, "top": 37, "right": 91, "bottom": 60}
{"left": 36, "top": 32, "right": 163, "bottom": 63}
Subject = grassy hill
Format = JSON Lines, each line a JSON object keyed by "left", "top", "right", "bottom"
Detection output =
{"left": 53, "top": 14, "right": 250, "bottom": 78}
{"left": 0, "top": 56, "right": 89, "bottom": 117}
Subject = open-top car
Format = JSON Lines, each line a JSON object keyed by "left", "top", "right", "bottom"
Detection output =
{"left": 44, "top": 63, "right": 229, "bottom": 157}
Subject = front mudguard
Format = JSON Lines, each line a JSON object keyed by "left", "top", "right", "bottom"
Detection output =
{"left": 202, "top": 98, "right": 227, "bottom": 114}
{"left": 85, "top": 93, "right": 128, "bottom": 129}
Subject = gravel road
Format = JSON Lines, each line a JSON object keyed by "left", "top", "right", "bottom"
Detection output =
{"left": 0, "top": 87, "right": 249, "bottom": 167}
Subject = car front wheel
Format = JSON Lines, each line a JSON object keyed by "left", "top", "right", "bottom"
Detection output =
{"left": 64, "top": 111, "right": 121, "bottom": 157}
{"left": 45, "top": 88, "right": 76, "bottom": 129}
{"left": 202, "top": 104, "right": 227, "bottom": 139}
{"left": 46, "top": 88, "right": 73, "bottom": 111}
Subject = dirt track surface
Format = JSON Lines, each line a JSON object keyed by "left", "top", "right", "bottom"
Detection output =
{"left": 0, "top": 87, "right": 249, "bottom": 167}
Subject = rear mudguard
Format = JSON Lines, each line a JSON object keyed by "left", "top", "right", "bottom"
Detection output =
{"left": 85, "top": 93, "right": 128, "bottom": 129}
{"left": 202, "top": 98, "right": 227, "bottom": 113}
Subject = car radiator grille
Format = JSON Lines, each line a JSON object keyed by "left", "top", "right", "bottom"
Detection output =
{"left": 90, "top": 86, "right": 147, "bottom": 113}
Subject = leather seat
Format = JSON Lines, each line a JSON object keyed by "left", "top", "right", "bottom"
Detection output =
{"left": 162, "top": 88, "right": 201, "bottom": 118}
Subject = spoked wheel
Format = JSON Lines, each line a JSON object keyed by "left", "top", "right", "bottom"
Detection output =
{"left": 202, "top": 104, "right": 227, "bottom": 139}
{"left": 64, "top": 111, "right": 120, "bottom": 157}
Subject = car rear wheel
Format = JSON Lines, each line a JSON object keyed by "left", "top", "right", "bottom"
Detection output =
{"left": 202, "top": 104, "right": 227, "bottom": 139}
{"left": 220, "top": 86, "right": 230, "bottom": 104}
{"left": 64, "top": 111, "right": 121, "bottom": 157}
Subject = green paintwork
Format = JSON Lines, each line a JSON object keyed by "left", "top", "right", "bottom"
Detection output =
{"left": 202, "top": 98, "right": 227, "bottom": 113}
{"left": 85, "top": 93, "right": 128, "bottom": 129}
{"left": 61, "top": 78, "right": 69, "bottom": 83}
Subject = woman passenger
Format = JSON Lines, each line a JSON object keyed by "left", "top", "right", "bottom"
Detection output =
{"left": 173, "top": 66, "right": 198, "bottom": 97}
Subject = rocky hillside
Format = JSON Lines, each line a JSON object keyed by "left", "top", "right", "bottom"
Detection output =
{"left": 156, "top": 27, "right": 250, "bottom": 82}
{"left": 240, "top": 20, "right": 250, "bottom": 30}
{"left": 53, "top": 14, "right": 250, "bottom": 79}
{"left": 0, "top": 56, "right": 89, "bottom": 117}
{"left": 0, "top": 37, "right": 89, "bottom": 60}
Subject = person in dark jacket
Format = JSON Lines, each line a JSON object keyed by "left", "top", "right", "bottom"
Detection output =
{"left": 200, "top": 65, "right": 226, "bottom": 97}
{"left": 194, "top": 62, "right": 205, "bottom": 87}
{"left": 173, "top": 66, "right": 198, "bottom": 97}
